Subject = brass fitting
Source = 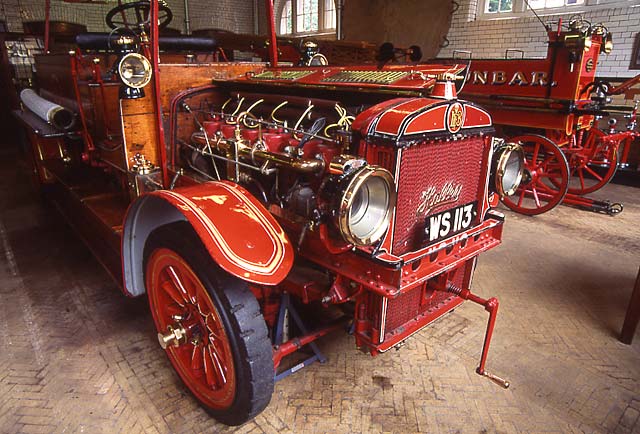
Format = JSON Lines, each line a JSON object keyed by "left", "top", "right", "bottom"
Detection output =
{"left": 157, "top": 323, "right": 187, "bottom": 349}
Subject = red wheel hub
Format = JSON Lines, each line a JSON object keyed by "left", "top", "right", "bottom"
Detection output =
{"left": 146, "top": 248, "right": 236, "bottom": 410}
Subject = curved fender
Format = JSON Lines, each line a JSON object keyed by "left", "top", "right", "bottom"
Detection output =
{"left": 122, "top": 181, "right": 294, "bottom": 297}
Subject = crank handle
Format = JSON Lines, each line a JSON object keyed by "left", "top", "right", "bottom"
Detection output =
{"left": 477, "top": 368, "right": 510, "bottom": 389}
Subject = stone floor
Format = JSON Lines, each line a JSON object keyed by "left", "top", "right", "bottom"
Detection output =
{"left": 0, "top": 145, "right": 638, "bottom": 434}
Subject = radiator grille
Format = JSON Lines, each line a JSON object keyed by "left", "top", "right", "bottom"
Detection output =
{"left": 321, "top": 70, "right": 408, "bottom": 84}
{"left": 391, "top": 136, "right": 486, "bottom": 255}
{"left": 252, "top": 70, "right": 314, "bottom": 81}
{"left": 385, "top": 262, "right": 469, "bottom": 333}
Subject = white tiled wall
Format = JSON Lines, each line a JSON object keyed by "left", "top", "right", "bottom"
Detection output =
{"left": 0, "top": 0, "right": 253, "bottom": 34}
{"left": 189, "top": 0, "right": 253, "bottom": 33}
{"left": 438, "top": 0, "right": 640, "bottom": 78}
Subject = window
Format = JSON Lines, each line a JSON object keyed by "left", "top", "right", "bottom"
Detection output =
{"left": 296, "top": 0, "right": 319, "bottom": 33}
{"left": 280, "top": 1, "right": 292, "bottom": 34}
{"left": 527, "top": 0, "right": 585, "bottom": 8}
{"left": 485, "top": 0, "right": 513, "bottom": 13}
{"left": 480, "top": 0, "right": 591, "bottom": 17}
{"left": 277, "top": 0, "right": 336, "bottom": 35}
{"left": 324, "top": 0, "right": 336, "bottom": 29}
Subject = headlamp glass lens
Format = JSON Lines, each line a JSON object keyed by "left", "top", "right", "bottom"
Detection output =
{"left": 118, "top": 53, "right": 152, "bottom": 89}
{"left": 340, "top": 167, "right": 395, "bottom": 246}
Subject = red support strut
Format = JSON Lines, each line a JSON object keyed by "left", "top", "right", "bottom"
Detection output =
{"left": 265, "top": 0, "right": 279, "bottom": 66}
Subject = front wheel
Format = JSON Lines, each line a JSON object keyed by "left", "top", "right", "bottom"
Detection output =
{"left": 144, "top": 222, "right": 274, "bottom": 426}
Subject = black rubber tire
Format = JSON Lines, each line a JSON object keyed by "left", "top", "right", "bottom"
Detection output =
{"left": 144, "top": 222, "right": 274, "bottom": 426}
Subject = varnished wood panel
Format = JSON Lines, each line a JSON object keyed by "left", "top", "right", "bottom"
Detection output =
{"left": 89, "top": 84, "right": 121, "bottom": 140}
{"left": 119, "top": 86, "right": 160, "bottom": 169}
{"left": 121, "top": 109, "right": 160, "bottom": 169}
{"left": 158, "top": 63, "right": 266, "bottom": 110}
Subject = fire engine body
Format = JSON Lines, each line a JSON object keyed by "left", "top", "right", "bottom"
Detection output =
{"left": 15, "top": 0, "right": 525, "bottom": 425}
{"left": 457, "top": 20, "right": 639, "bottom": 215}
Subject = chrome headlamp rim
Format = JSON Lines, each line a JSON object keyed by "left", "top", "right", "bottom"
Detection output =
{"left": 495, "top": 142, "right": 525, "bottom": 197}
{"left": 337, "top": 166, "right": 396, "bottom": 247}
{"left": 118, "top": 53, "right": 152, "bottom": 89}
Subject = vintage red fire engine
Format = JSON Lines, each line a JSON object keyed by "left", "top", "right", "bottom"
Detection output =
{"left": 456, "top": 17, "right": 640, "bottom": 215}
{"left": 15, "top": 0, "right": 526, "bottom": 425}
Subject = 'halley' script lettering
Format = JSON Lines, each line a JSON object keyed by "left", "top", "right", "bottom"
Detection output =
{"left": 416, "top": 182, "right": 463, "bottom": 216}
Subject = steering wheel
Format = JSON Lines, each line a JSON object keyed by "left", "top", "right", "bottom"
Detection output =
{"left": 568, "top": 15, "right": 591, "bottom": 34}
{"left": 106, "top": 1, "right": 173, "bottom": 32}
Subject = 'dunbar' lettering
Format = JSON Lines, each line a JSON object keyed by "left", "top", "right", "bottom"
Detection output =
{"left": 471, "top": 70, "right": 549, "bottom": 86}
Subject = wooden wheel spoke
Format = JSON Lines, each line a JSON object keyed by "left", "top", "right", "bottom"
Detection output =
{"left": 207, "top": 345, "right": 228, "bottom": 387}
{"left": 205, "top": 315, "right": 225, "bottom": 342}
{"left": 190, "top": 343, "right": 204, "bottom": 371}
{"left": 538, "top": 156, "right": 558, "bottom": 172}
{"left": 160, "top": 280, "right": 186, "bottom": 307}
{"left": 202, "top": 345, "right": 227, "bottom": 389}
{"left": 203, "top": 346, "right": 216, "bottom": 388}
{"left": 584, "top": 165, "right": 603, "bottom": 181}
{"left": 181, "top": 276, "right": 198, "bottom": 305}
{"left": 578, "top": 169, "right": 586, "bottom": 189}
{"left": 531, "top": 143, "right": 541, "bottom": 165}
{"left": 166, "top": 266, "right": 194, "bottom": 305}
{"left": 165, "top": 303, "right": 185, "bottom": 317}
{"left": 531, "top": 187, "right": 542, "bottom": 207}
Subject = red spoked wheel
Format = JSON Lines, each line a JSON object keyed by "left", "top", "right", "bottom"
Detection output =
{"left": 564, "top": 128, "right": 619, "bottom": 195}
{"left": 501, "top": 134, "right": 570, "bottom": 215}
{"left": 144, "top": 223, "right": 274, "bottom": 426}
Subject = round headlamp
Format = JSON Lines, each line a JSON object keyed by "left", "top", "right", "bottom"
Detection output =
{"left": 118, "top": 53, "right": 152, "bottom": 89}
{"left": 337, "top": 166, "right": 396, "bottom": 246}
{"left": 493, "top": 142, "right": 525, "bottom": 197}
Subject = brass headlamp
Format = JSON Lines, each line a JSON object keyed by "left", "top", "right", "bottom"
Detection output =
{"left": 492, "top": 141, "right": 525, "bottom": 197}
{"left": 117, "top": 53, "right": 153, "bottom": 99}
{"left": 326, "top": 158, "right": 396, "bottom": 247}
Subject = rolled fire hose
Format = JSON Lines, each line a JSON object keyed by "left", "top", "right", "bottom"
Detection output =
{"left": 20, "top": 89, "right": 75, "bottom": 131}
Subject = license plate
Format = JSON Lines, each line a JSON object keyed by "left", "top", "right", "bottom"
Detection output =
{"left": 424, "top": 202, "right": 477, "bottom": 244}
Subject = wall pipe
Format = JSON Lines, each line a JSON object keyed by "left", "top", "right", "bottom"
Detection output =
{"left": 336, "top": 0, "right": 343, "bottom": 40}
{"left": 184, "top": 0, "right": 190, "bottom": 35}
{"left": 44, "top": 0, "right": 50, "bottom": 52}
{"left": 253, "top": 0, "right": 259, "bottom": 35}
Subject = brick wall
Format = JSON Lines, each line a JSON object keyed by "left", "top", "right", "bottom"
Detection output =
{"left": 189, "top": 0, "right": 254, "bottom": 33}
{"left": 0, "top": 0, "right": 186, "bottom": 33}
{"left": 438, "top": 0, "right": 640, "bottom": 79}
{"left": 0, "top": 0, "right": 253, "bottom": 34}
